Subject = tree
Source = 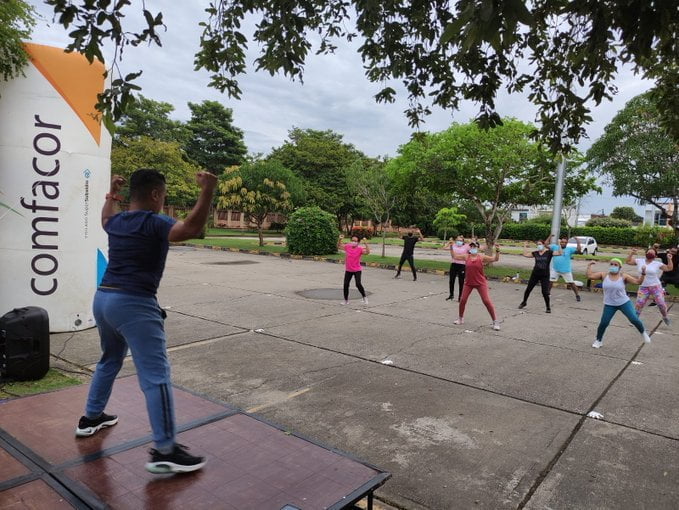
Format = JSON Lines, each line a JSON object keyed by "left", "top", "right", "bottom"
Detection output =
{"left": 587, "top": 92, "right": 679, "bottom": 235}
{"left": 346, "top": 158, "right": 399, "bottom": 257}
{"left": 115, "top": 95, "right": 189, "bottom": 145}
{"left": 111, "top": 137, "right": 201, "bottom": 206}
{"left": 433, "top": 207, "right": 466, "bottom": 240}
{"left": 388, "top": 119, "right": 598, "bottom": 251}
{"left": 611, "top": 206, "right": 643, "bottom": 225}
{"left": 269, "top": 128, "right": 364, "bottom": 228}
{"left": 184, "top": 100, "right": 247, "bottom": 174}
{"left": 0, "top": 1, "right": 35, "bottom": 86}
{"left": 217, "top": 160, "right": 304, "bottom": 246}
{"left": 40, "top": 1, "right": 679, "bottom": 151}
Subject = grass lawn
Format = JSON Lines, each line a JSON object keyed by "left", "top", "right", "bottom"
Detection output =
{"left": 0, "top": 369, "right": 82, "bottom": 400}
{"left": 182, "top": 238, "right": 679, "bottom": 297}
{"left": 206, "top": 228, "right": 283, "bottom": 237}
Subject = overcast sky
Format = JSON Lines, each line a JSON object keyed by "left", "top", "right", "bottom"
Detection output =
{"left": 26, "top": 0, "right": 654, "bottom": 216}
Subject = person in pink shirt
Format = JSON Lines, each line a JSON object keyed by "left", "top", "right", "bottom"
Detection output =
{"left": 444, "top": 235, "right": 470, "bottom": 301}
{"left": 338, "top": 234, "right": 370, "bottom": 305}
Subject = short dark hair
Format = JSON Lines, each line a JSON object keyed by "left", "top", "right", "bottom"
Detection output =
{"left": 129, "top": 169, "right": 166, "bottom": 201}
{"left": 560, "top": 235, "right": 568, "bottom": 240}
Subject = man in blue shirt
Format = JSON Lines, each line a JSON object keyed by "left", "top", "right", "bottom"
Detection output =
{"left": 75, "top": 168, "right": 217, "bottom": 474}
{"left": 548, "top": 234, "right": 582, "bottom": 302}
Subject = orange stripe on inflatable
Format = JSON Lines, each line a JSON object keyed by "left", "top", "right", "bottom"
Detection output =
{"left": 24, "top": 43, "right": 106, "bottom": 145}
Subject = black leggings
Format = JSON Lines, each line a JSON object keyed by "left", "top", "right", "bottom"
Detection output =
{"left": 523, "top": 272, "right": 551, "bottom": 308}
{"left": 344, "top": 271, "right": 366, "bottom": 300}
{"left": 449, "top": 263, "right": 465, "bottom": 298}
{"left": 397, "top": 253, "right": 416, "bottom": 277}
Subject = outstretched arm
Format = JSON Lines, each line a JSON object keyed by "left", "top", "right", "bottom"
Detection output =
{"left": 521, "top": 241, "right": 534, "bottom": 258}
{"left": 168, "top": 172, "right": 218, "bottom": 242}
{"left": 362, "top": 238, "right": 370, "bottom": 255}
{"left": 659, "top": 253, "right": 673, "bottom": 272}
{"left": 624, "top": 266, "right": 646, "bottom": 285}
{"left": 625, "top": 248, "right": 638, "bottom": 266}
{"left": 337, "top": 234, "right": 344, "bottom": 251}
{"left": 482, "top": 245, "right": 501, "bottom": 264}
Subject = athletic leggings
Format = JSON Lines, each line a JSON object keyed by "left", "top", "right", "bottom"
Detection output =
{"left": 459, "top": 284, "right": 497, "bottom": 320}
{"left": 344, "top": 271, "right": 366, "bottom": 300}
{"left": 597, "top": 301, "right": 645, "bottom": 341}
{"left": 449, "top": 263, "right": 465, "bottom": 299}
{"left": 635, "top": 284, "right": 668, "bottom": 318}
{"left": 397, "top": 253, "right": 416, "bottom": 277}
{"left": 523, "top": 272, "right": 551, "bottom": 308}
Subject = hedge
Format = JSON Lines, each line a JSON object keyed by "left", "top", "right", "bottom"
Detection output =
{"left": 458, "top": 223, "right": 678, "bottom": 247}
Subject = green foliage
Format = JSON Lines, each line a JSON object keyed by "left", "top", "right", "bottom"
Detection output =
{"left": 40, "top": 1, "right": 679, "bottom": 152}
{"left": 270, "top": 128, "right": 364, "bottom": 221}
{"left": 285, "top": 207, "right": 339, "bottom": 255}
{"left": 350, "top": 226, "right": 374, "bottom": 240}
{"left": 185, "top": 100, "right": 247, "bottom": 173}
{"left": 489, "top": 223, "right": 678, "bottom": 247}
{"left": 611, "top": 206, "right": 643, "bottom": 224}
{"left": 433, "top": 207, "right": 466, "bottom": 239}
{"left": 587, "top": 92, "right": 679, "bottom": 233}
{"left": 111, "top": 136, "right": 201, "bottom": 205}
{"left": 585, "top": 217, "right": 632, "bottom": 228}
{"left": 346, "top": 158, "right": 398, "bottom": 237}
{"left": 387, "top": 119, "right": 598, "bottom": 247}
{"left": 217, "top": 160, "right": 303, "bottom": 245}
{"left": 0, "top": 0, "right": 35, "bottom": 85}
{"left": 115, "top": 95, "right": 189, "bottom": 145}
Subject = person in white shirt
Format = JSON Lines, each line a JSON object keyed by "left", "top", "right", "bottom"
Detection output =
{"left": 587, "top": 258, "right": 651, "bottom": 349}
{"left": 625, "top": 247, "right": 673, "bottom": 326}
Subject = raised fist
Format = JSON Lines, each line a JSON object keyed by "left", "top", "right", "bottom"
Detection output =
{"left": 110, "top": 175, "right": 125, "bottom": 193}
{"left": 196, "top": 171, "right": 218, "bottom": 193}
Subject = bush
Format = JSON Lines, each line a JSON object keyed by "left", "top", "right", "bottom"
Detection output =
{"left": 524, "top": 214, "right": 567, "bottom": 227}
{"left": 585, "top": 217, "right": 632, "bottom": 227}
{"left": 350, "top": 226, "right": 375, "bottom": 239}
{"left": 285, "top": 207, "right": 339, "bottom": 255}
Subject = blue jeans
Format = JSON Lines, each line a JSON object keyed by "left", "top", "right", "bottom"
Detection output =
{"left": 596, "top": 301, "right": 645, "bottom": 341}
{"left": 86, "top": 290, "right": 175, "bottom": 450}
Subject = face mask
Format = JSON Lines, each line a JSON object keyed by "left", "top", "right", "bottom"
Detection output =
{"left": 609, "top": 266, "right": 620, "bottom": 274}
{"left": 537, "top": 244, "right": 544, "bottom": 251}
{"left": 469, "top": 248, "right": 478, "bottom": 255}
{"left": 455, "top": 241, "right": 463, "bottom": 246}
{"left": 646, "top": 252, "right": 655, "bottom": 260}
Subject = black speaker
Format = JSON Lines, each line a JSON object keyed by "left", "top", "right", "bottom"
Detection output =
{"left": 0, "top": 307, "right": 50, "bottom": 381}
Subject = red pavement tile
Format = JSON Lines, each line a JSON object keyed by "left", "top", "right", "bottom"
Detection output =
{"left": 0, "top": 479, "right": 75, "bottom": 509}
{"left": 0, "top": 448, "right": 30, "bottom": 483}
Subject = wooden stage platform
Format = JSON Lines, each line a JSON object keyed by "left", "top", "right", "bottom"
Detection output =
{"left": 0, "top": 377, "right": 390, "bottom": 509}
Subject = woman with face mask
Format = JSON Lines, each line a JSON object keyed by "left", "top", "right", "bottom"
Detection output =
{"left": 518, "top": 240, "right": 562, "bottom": 313}
{"left": 625, "top": 247, "right": 673, "bottom": 325}
{"left": 444, "top": 234, "right": 469, "bottom": 301}
{"left": 587, "top": 259, "right": 651, "bottom": 348}
{"left": 338, "top": 234, "right": 371, "bottom": 305}
{"left": 451, "top": 241, "right": 502, "bottom": 330}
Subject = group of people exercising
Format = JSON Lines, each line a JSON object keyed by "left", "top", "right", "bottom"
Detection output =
{"left": 338, "top": 230, "right": 675, "bottom": 347}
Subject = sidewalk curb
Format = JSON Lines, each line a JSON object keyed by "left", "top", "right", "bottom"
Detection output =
{"left": 178, "top": 242, "right": 679, "bottom": 302}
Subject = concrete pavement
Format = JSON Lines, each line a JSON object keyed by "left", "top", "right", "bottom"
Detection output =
{"left": 51, "top": 246, "right": 679, "bottom": 509}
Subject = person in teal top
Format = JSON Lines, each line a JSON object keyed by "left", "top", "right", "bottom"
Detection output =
{"left": 548, "top": 234, "right": 582, "bottom": 302}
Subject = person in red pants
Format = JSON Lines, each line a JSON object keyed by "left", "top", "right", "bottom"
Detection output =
{"left": 452, "top": 242, "right": 501, "bottom": 330}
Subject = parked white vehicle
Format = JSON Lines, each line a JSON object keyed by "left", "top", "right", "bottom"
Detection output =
{"left": 568, "top": 236, "right": 598, "bottom": 255}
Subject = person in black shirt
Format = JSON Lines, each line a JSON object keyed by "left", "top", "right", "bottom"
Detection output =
{"left": 661, "top": 245, "right": 679, "bottom": 289}
{"left": 395, "top": 227, "right": 423, "bottom": 281}
{"left": 519, "top": 239, "right": 562, "bottom": 313}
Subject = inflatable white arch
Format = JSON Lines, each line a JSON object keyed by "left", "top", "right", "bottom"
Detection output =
{"left": 0, "top": 44, "right": 111, "bottom": 332}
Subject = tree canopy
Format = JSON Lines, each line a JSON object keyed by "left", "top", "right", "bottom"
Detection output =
{"left": 40, "top": 0, "right": 679, "bottom": 152}
{"left": 115, "top": 95, "right": 189, "bottom": 145}
{"left": 0, "top": 0, "right": 35, "bottom": 85}
{"left": 111, "top": 136, "right": 202, "bottom": 206}
{"left": 587, "top": 92, "right": 678, "bottom": 233}
{"left": 388, "top": 119, "right": 598, "bottom": 248}
{"left": 184, "top": 100, "right": 247, "bottom": 173}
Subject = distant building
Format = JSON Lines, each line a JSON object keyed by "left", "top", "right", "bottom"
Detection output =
{"left": 643, "top": 201, "right": 675, "bottom": 226}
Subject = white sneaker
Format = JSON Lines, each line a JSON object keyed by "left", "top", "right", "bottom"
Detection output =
{"left": 642, "top": 331, "right": 651, "bottom": 344}
{"left": 453, "top": 318, "right": 464, "bottom": 325}
{"left": 362, "top": 297, "right": 369, "bottom": 304}
{"left": 492, "top": 321, "right": 501, "bottom": 331}
{"left": 341, "top": 300, "right": 349, "bottom": 305}
{"left": 663, "top": 317, "right": 671, "bottom": 326}
{"left": 592, "top": 340, "right": 603, "bottom": 349}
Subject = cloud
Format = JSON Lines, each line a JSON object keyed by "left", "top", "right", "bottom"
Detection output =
{"left": 25, "top": 0, "right": 654, "bottom": 214}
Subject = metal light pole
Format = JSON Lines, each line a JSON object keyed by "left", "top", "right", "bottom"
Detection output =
{"left": 550, "top": 154, "right": 567, "bottom": 242}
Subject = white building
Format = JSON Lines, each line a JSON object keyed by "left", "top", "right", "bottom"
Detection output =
{"left": 643, "top": 201, "right": 675, "bottom": 226}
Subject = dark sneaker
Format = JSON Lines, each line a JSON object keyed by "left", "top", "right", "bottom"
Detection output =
{"left": 576, "top": 295, "right": 581, "bottom": 302}
{"left": 146, "top": 444, "right": 206, "bottom": 474}
{"left": 546, "top": 308, "right": 551, "bottom": 313}
{"left": 518, "top": 302, "right": 526, "bottom": 309}
{"left": 75, "top": 413, "right": 118, "bottom": 437}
